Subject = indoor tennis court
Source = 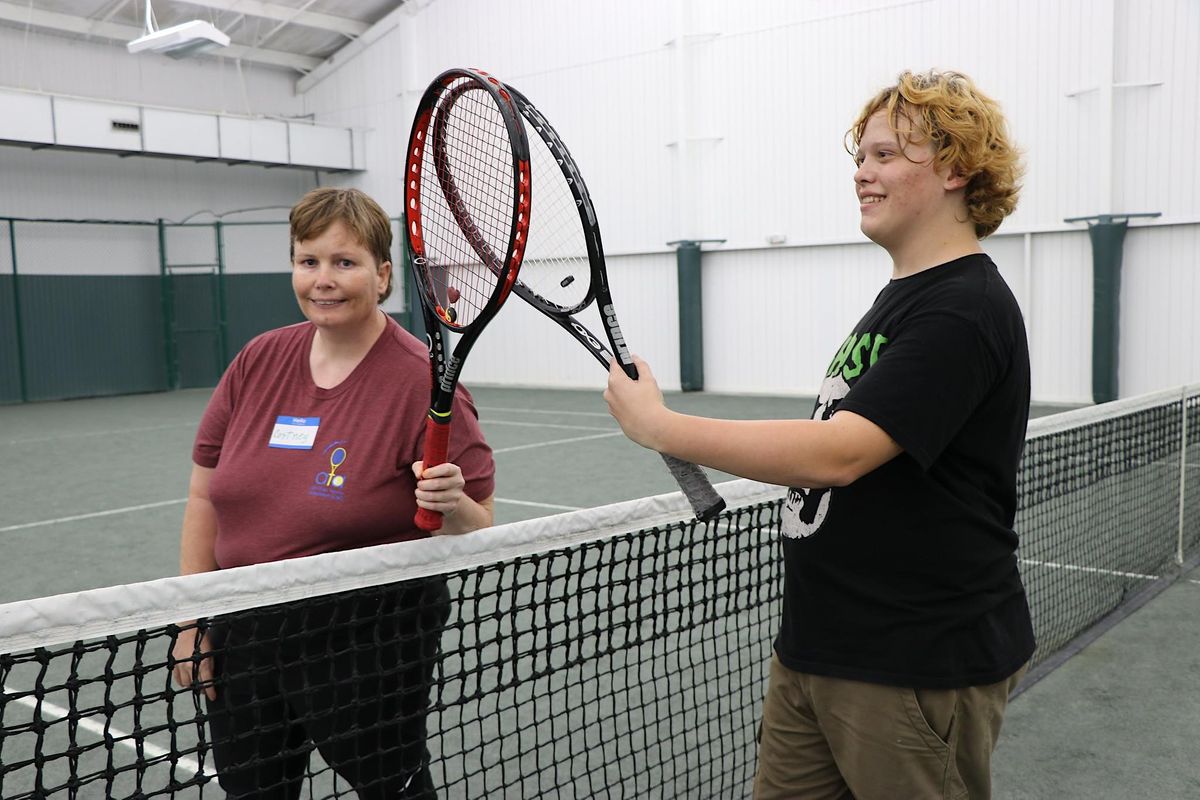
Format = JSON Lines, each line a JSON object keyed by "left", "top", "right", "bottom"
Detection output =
{"left": 3, "top": 2, "right": 1200, "bottom": 799}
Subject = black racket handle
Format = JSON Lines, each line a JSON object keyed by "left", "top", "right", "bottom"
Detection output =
{"left": 539, "top": 312, "right": 726, "bottom": 520}
{"left": 660, "top": 453, "right": 726, "bottom": 521}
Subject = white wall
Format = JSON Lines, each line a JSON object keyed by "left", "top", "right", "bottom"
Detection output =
{"left": 0, "top": 25, "right": 318, "bottom": 242}
{"left": 1, "top": 1, "right": 1196, "bottom": 401}
{"left": 292, "top": 0, "right": 1200, "bottom": 404}
{"left": 0, "top": 25, "right": 303, "bottom": 117}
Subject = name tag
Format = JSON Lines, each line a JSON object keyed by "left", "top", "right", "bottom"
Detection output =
{"left": 269, "top": 416, "right": 320, "bottom": 449}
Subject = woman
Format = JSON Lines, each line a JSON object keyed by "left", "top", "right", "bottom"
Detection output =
{"left": 170, "top": 187, "right": 494, "bottom": 799}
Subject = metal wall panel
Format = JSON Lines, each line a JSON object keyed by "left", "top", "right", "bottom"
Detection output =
{"left": 460, "top": 252, "right": 682, "bottom": 391}
{"left": 0, "top": 146, "right": 313, "bottom": 229}
{"left": 222, "top": 224, "right": 290, "bottom": 277}
{"left": 10, "top": 221, "right": 159, "bottom": 277}
{"left": 142, "top": 108, "right": 221, "bottom": 159}
{"left": 297, "top": 0, "right": 1186, "bottom": 247}
{"left": 297, "top": 0, "right": 1196, "bottom": 401}
{"left": 0, "top": 89, "right": 54, "bottom": 144}
{"left": 0, "top": 0, "right": 1190, "bottom": 402}
{"left": 1027, "top": 231, "right": 1094, "bottom": 403}
{"left": 1120, "top": 224, "right": 1200, "bottom": 396}
{"left": 1112, "top": 0, "right": 1200, "bottom": 221}
{"left": 701, "top": 244, "right": 888, "bottom": 396}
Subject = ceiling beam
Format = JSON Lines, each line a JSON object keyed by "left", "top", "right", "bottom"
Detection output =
{"left": 296, "top": 1, "right": 412, "bottom": 94}
{"left": 0, "top": 1, "right": 320, "bottom": 73}
{"left": 176, "top": 0, "right": 368, "bottom": 39}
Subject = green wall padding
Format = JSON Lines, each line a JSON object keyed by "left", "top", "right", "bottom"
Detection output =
{"left": 19, "top": 275, "right": 167, "bottom": 402}
{"left": 224, "top": 273, "right": 305, "bottom": 360}
{"left": 0, "top": 277, "right": 22, "bottom": 404}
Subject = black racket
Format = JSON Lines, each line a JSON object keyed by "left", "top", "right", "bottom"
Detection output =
{"left": 501, "top": 82, "right": 725, "bottom": 522}
{"left": 405, "top": 68, "right": 530, "bottom": 532}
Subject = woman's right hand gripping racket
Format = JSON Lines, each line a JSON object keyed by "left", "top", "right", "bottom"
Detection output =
{"left": 502, "top": 83, "right": 726, "bottom": 522}
{"left": 405, "top": 68, "right": 530, "bottom": 532}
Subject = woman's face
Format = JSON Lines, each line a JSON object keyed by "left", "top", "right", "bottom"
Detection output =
{"left": 291, "top": 220, "right": 391, "bottom": 334}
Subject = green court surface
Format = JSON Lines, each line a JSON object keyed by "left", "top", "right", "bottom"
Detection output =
{"left": 0, "top": 386, "right": 1077, "bottom": 604}
{"left": 0, "top": 386, "right": 814, "bottom": 603}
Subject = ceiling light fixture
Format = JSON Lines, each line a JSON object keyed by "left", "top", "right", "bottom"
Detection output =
{"left": 127, "top": 1, "right": 231, "bottom": 59}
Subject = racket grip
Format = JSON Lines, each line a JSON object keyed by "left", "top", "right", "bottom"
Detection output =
{"left": 660, "top": 453, "right": 726, "bottom": 521}
{"left": 414, "top": 415, "right": 452, "bottom": 532}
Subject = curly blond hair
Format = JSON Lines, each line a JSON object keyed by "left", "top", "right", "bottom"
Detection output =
{"left": 847, "top": 70, "right": 1022, "bottom": 239}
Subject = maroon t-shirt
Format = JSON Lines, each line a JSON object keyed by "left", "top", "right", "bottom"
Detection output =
{"left": 193, "top": 317, "right": 495, "bottom": 569}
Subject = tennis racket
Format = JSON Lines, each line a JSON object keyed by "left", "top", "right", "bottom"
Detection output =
{"left": 405, "top": 68, "right": 530, "bottom": 532}
{"left": 501, "top": 82, "right": 726, "bottom": 522}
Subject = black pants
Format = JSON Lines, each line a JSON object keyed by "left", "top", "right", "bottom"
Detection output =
{"left": 201, "top": 578, "right": 450, "bottom": 800}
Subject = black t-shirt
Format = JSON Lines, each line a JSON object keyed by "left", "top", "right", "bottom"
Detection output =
{"left": 777, "top": 253, "right": 1036, "bottom": 689}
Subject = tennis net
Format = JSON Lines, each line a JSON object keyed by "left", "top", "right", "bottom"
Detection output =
{"left": 1, "top": 384, "right": 1197, "bottom": 799}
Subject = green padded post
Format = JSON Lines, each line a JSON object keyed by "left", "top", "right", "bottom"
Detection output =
{"left": 215, "top": 221, "right": 229, "bottom": 368}
{"left": 674, "top": 240, "right": 705, "bottom": 392}
{"left": 157, "top": 219, "right": 178, "bottom": 390}
{"left": 1088, "top": 218, "right": 1127, "bottom": 405}
{"left": 9, "top": 219, "right": 28, "bottom": 402}
{"left": 398, "top": 214, "right": 427, "bottom": 342}
{"left": 1066, "top": 212, "right": 1159, "bottom": 405}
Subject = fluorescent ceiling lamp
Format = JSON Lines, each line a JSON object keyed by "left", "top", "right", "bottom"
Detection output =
{"left": 127, "top": 2, "right": 231, "bottom": 59}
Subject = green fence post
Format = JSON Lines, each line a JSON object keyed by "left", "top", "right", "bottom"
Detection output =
{"left": 215, "top": 221, "right": 229, "bottom": 367}
{"left": 667, "top": 239, "right": 725, "bottom": 392}
{"left": 1065, "top": 212, "right": 1160, "bottom": 404}
{"left": 396, "top": 214, "right": 426, "bottom": 341}
{"left": 9, "top": 219, "right": 28, "bottom": 402}
{"left": 157, "top": 219, "right": 178, "bottom": 390}
{"left": 1089, "top": 218, "right": 1126, "bottom": 405}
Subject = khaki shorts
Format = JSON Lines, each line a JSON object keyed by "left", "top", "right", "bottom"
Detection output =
{"left": 753, "top": 655, "right": 1027, "bottom": 800}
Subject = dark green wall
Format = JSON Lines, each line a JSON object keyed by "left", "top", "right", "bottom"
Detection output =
{"left": 18, "top": 275, "right": 167, "bottom": 402}
{"left": 224, "top": 273, "right": 305, "bottom": 358}
{"left": 0, "top": 272, "right": 306, "bottom": 404}
{"left": 0, "top": 277, "right": 22, "bottom": 404}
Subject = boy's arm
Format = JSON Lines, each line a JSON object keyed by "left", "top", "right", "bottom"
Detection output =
{"left": 605, "top": 357, "right": 902, "bottom": 488}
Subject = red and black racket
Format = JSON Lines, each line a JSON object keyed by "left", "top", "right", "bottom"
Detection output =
{"left": 501, "top": 82, "right": 726, "bottom": 521}
{"left": 406, "top": 68, "right": 530, "bottom": 532}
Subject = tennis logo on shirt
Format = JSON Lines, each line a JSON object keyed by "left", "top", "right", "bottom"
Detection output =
{"left": 310, "top": 443, "right": 350, "bottom": 501}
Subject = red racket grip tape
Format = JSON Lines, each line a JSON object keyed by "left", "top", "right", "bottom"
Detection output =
{"left": 414, "top": 415, "right": 451, "bottom": 532}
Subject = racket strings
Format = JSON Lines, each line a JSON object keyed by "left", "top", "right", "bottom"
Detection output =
{"left": 416, "top": 82, "right": 518, "bottom": 327}
{"left": 518, "top": 125, "right": 593, "bottom": 312}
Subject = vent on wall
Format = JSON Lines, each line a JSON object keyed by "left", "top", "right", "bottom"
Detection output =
{"left": 111, "top": 120, "right": 141, "bottom": 132}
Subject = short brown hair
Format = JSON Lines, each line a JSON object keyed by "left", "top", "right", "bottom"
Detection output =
{"left": 846, "top": 70, "right": 1022, "bottom": 239}
{"left": 289, "top": 188, "right": 395, "bottom": 302}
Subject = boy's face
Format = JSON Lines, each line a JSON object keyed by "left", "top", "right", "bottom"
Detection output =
{"left": 853, "top": 110, "right": 958, "bottom": 253}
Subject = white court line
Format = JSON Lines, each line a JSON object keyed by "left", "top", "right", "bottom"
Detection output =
{"left": 0, "top": 428, "right": 619, "bottom": 531}
{"left": 1019, "top": 558, "right": 1159, "bottom": 582}
{"left": 2, "top": 423, "right": 195, "bottom": 447}
{"left": 483, "top": 419, "right": 616, "bottom": 432}
{"left": 0, "top": 499, "right": 189, "bottom": 533}
{"left": 493, "top": 498, "right": 582, "bottom": 511}
{"left": 477, "top": 405, "right": 611, "bottom": 419}
{"left": 3, "top": 683, "right": 213, "bottom": 778}
{"left": 492, "top": 431, "right": 625, "bottom": 454}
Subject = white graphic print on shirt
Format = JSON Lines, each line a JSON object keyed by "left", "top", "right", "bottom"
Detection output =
{"left": 781, "top": 373, "right": 850, "bottom": 539}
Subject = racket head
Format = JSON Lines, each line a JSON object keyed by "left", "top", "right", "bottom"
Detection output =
{"left": 405, "top": 68, "right": 531, "bottom": 336}
{"left": 505, "top": 84, "right": 602, "bottom": 316}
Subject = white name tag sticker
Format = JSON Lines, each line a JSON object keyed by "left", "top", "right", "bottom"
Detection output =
{"left": 268, "top": 416, "right": 320, "bottom": 450}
